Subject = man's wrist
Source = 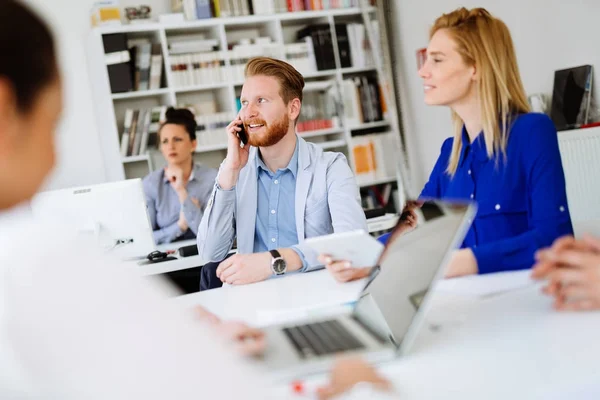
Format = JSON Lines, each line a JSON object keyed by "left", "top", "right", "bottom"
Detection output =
{"left": 217, "top": 164, "right": 241, "bottom": 191}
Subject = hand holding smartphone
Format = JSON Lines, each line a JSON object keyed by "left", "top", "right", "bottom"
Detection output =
{"left": 237, "top": 121, "right": 248, "bottom": 146}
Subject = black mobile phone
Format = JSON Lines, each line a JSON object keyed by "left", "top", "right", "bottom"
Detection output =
{"left": 237, "top": 123, "right": 248, "bottom": 145}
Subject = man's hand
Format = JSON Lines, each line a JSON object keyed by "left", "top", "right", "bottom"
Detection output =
{"left": 216, "top": 252, "right": 272, "bottom": 285}
{"left": 317, "top": 358, "right": 392, "bottom": 400}
{"left": 318, "top": 254, "right": 373, "bottom": 283}
{"left": 218, "top": 116, "right": 251, "bottom": 190}
{"left": 444, "top": 248, "right": 478, "bottom": 278}
{"left": 532, "top": 235, "right": 600, "bottom": 311}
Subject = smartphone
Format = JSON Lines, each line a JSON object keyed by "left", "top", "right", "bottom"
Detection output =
{"left": 237, "top": 122, "right": 248, "bottom": 146}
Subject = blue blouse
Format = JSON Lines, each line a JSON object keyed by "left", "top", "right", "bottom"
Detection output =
{"left": 418, "top": 113, "right": 572, "bottom": 274}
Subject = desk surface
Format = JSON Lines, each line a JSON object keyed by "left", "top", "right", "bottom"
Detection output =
{"left": 130, "top": 240, "right": 206, "bottom": 276}
{"left": 174, "top": 270, "right": 365, "bottom": 326}
{"left": 175, "top": 269, "right": 600, "bottom": 399}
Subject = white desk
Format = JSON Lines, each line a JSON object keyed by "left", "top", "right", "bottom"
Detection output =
{"left": 135, "top": 214, "right": 397, "bottom": 277}
{"left": 129, "top": 239, "right": 207, "bottom": 276}
{"left": 173, "top": 269, "right": 364, "bottom": 326}
{"left": 175, "top": 270, "right": 600, "bottom": 399}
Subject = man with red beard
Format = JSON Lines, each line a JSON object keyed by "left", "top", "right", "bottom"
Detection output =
{"left": 197, "top": 57, "right": 367, "bottom": 288}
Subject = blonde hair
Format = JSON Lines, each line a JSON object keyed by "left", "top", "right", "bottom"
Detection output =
{"left": 430, "top": 8, "right": 530, "bottom": 175}
{"left": 244, "top": 57, "right": 305, "bottom": 104}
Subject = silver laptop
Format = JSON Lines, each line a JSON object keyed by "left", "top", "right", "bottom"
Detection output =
{"left": 259, "top": 199, "right": 477, "bottom": 381}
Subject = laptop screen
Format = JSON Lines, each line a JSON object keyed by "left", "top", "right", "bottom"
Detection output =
{"left": 353, "top": 199, "right": 475, "bottom": 350}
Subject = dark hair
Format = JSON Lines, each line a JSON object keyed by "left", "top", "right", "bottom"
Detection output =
{"left": 0, "top": 1, "right": 58, "bottom": 112}
{"left": 160, "top": 107, "right": 197, "bottom": 140}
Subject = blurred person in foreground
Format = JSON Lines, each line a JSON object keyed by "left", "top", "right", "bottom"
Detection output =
{"left": 0, "top": 1, "right": 394, "bottom": 399}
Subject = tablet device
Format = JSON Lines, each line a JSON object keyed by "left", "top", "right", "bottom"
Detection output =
{"left": 305, "top": 229, "right": 384, "bottom": 267}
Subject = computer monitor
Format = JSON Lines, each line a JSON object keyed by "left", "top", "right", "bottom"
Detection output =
{"left": 550, "top": 65, "right": 593, "bottom": 131}
{"left": 30, "top": 179, "right": 155, "bottom": 259}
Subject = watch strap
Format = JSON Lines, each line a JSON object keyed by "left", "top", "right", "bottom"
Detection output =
{"left": 269, "top": 249, "right": 282, "bottom": 259}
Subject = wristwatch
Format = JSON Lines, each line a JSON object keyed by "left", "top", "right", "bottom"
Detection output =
{"left": 269, "top": 249, "right": 287, "bottom": 275}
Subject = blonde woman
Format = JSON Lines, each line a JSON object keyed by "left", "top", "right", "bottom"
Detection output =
{"left": 325, "top": 7, "right": 573, "bottom": 282}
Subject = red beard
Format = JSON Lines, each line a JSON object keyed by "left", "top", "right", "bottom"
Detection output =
{"left": 246, "top": 114, "right": 290, "bottom": 147}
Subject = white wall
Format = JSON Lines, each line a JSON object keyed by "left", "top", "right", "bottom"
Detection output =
{"left": 390, "top": 0, "right": 600, "bottom": 192}
{"left": 24, "top": 0, "right": 108, "bottom": 190}
{"left": 22, "top": 0, "right": 169, "bottom": 190}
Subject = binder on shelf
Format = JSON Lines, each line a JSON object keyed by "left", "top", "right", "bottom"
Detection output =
{"left": 102, "top": 33, "right": 133, "bottom": 93}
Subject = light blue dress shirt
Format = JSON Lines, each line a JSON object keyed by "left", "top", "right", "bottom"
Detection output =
{"left": 197, "top": 135, "right": 367, "bottom": 271}
{"left": 143, "top": 163, "right": 217, "bottom": 244}
{"left": 254, "top": 140, "right": 307, "bottom": 269}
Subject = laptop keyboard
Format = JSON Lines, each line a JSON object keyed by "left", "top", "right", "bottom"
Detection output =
{"left": 282, "top": 319, "right": 365, "bottom": 359}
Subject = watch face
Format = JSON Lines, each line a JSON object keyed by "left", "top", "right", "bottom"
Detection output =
{"left": 272, "top": 258, "right": 286, "bottom": 274}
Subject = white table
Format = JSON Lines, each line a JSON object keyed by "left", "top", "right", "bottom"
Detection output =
{"left": 173, "top": 269, "right": 365, "bottom": 326}
{"left": 134, "top": 213, "right": 397, "bottom": 278}
{"left": 175, "top": 269, "right": 600, "bottom": 399}
{"left": 129, "top": 239, "right": 207, "bottom": 276}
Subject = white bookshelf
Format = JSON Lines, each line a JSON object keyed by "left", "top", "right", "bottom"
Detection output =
{"left": 86, "top": 1, "right": 406, "bottom": 210}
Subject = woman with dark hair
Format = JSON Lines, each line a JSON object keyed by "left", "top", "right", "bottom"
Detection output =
{"left": 143, "top": 107, "right": 217, "bottom": 244}
{"left": 0, "top": 2, "right": 394, "bottom": 398}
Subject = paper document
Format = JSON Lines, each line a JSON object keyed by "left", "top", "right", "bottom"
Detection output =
{"left": 434, "top": 270, "right": 538, "bottom": 298}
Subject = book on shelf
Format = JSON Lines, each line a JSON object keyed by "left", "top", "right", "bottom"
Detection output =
{"left": 296, "top": 24, "right": 335, "bottom": 71}
{"left": 102, "top": 33, "right": 164, "bottom": 93}
{"left": 126, "top": 109, "right": 140, "bottom": 157}
{"left": 149, "top": 43, "right": 163, "bottom": 90}
{"left": 131, "top": 109, "right": 147, "bottom": 157}
{"left": 138, "top": 110, "right": 152, "bottom": 155}
{"left": 341, "top": 74, "right": 384, "bottom": 126}
{"left": 168, "top": 35, "right": 219, "bottom": 54}
{"left": 102, "top": 33, "right": 133, "bottom": 93}
{"left": 137, "top": 43, "right": 152, "bottom": 91}
{"left": 170, "top": 51, "right": 227, "bottom": 87}
{"left": 351, "top": 132, "right": 396, "bottom": 185}
{"left": 120, "top": 106, "right": 167, "bottom": 158}
{"left": 284, "top": 37, "right": 318, "bottom": 75}
{"left": 335, "top": 24, "right": 352, "bottom": 68}
{"left": 166, "top": 0, "right": 373, "bottom": 23}
{"left": 120, "top": 109, "right": 134, "bottom": 157}
{"left": 361, "top": 183, "right": 394, "bottom": 210}
{"left": 177, "top": 98, "right": 233, "bottom": 149}
{"left": 297, "top": 87, "right": 340, "bottom": 132}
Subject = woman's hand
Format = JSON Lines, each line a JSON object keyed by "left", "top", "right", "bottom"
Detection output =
{"left": 165, "top": 165, "right": 189, "bottom": 203}
{"left": 532, "top": 235, "right": 600, "bottom": 311}
{"left": 194, "top": 306, "right": 266, "bottom": 356}
{"left": 177, "top": 210, "right": 188, "bottom": 233}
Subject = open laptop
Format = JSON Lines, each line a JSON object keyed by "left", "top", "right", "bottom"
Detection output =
{"left": 259, "top": 199, "right": 477, "bottom": 381}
